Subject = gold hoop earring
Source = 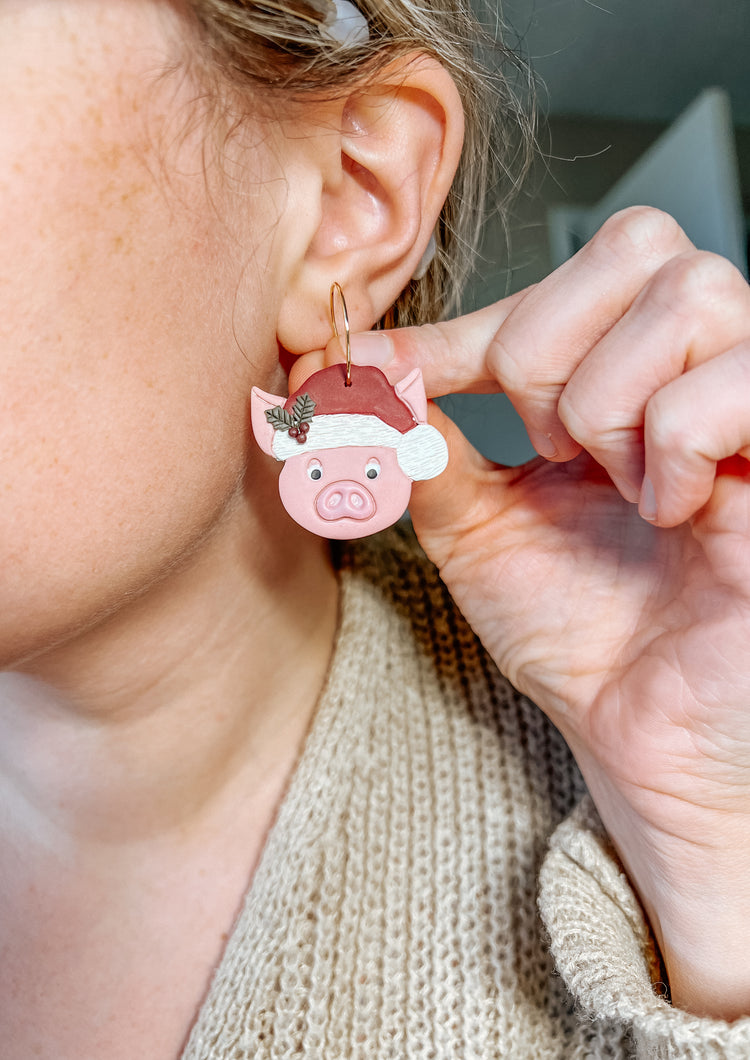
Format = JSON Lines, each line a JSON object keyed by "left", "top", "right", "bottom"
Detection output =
{"left": 249, "top": 282, "right": 448, "bottom": 539}
{"left": 329, "top": 281, "right": 352, "bottom": 388}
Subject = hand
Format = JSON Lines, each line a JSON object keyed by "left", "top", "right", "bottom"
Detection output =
{"left": 290, "top": 207, "right": 750, "bottom": 1019}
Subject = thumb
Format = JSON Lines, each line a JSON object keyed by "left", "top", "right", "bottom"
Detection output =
{"left": 287, "top": 288, "right": 529, "bottom": 400}
{"left": 346, "top": 290, "right": 529, "bottom": 398}
{"left": 408, "top": 401, "right": 523, "bottom": 554}
{"left": 287, "top": 347, "right": 326, "bottom": 394}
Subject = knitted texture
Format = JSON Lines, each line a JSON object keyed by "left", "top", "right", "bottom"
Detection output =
{"left": 182, "top": 526, "right": 749, "bottom": 1059}
{"left": 539, "top": 800, "right": 750, "bottom": 1059}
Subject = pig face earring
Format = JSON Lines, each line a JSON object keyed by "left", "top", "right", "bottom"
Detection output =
{"left": 250, "top": 284, "right": 448, "bottom": 540}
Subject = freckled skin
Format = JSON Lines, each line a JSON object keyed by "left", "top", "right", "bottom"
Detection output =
{"left": 0, "top": 1, "right": 291, "bottom": 666}
{"left": 278, "top": 445, "right": 413, "bottom": 539}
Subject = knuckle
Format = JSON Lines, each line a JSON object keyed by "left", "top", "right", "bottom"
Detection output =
{"left": 589, "top": 205, "right": 686, "bottom": 265}
{"left": 556, "top": 390, "right": 598, "bottom": 445}
{"left": 487, "top": 335, "right": 557, "bottom": 399}
{"left": 646, "top": 250, "right": 746, "bottom": 313}
{"left": 644, "top": 390, "right": 689, "bottom": 457}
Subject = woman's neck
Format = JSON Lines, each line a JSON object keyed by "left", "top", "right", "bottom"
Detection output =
{"left": 0, "top": 506, "right": 339, "bottom": 851}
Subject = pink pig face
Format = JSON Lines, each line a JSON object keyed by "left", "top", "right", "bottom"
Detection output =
{"left": 278, "top": 445, "right": 412, "bottom": 539}
{"left": 251, "top": 364, "right": 448, "bottom": 540}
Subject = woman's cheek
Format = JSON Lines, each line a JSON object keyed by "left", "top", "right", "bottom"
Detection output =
{"left": 0, "top": 5, "right": 282, "bottom": 665}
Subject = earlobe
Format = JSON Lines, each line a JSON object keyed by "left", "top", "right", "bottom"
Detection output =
{"left": 276, "top": 54, "right": 465, "bottom": 355}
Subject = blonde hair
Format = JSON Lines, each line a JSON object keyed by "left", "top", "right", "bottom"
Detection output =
{"left": 183, "top": 0, "right": 534, "bottom": 327}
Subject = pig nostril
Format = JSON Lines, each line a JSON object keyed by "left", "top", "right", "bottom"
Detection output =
{"left": 315, "top": 480, "right": 376, "bottom": 522}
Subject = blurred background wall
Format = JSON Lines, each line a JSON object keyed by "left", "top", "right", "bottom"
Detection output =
{"left": 443, "top": 0, "right": 750, "bottom": 464}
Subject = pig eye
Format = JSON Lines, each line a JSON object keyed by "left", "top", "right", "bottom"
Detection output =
{"left": 365, "top": 458, "right": 381, "bottom": 480}
{"left": 307, "top": 459, "right": 323, "bottom": 482}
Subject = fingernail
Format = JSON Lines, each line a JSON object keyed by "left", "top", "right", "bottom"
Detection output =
{"left": 639, "top": 475, "right": 658, "bottom": 522}
{"left": 527, "top": 429, "right": 558, "bottom": 460}
{"left": 609, "top": 472, "right": 640, "bottom": 504}
{"left": 348, "top": 331, "right": 394, "bottom": 369}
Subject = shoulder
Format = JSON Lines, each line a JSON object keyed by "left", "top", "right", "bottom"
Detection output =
{"left": 336, "top": 524, "right": 497, "bottom": 705}
{"left": 336, "top": 523, "right": 587, "bottom": 827}
{"left": 335, "top": 520, "right": 447, "bottom": 598}
{"left": 335, "top": 521, "right": 484, "bottom": 654}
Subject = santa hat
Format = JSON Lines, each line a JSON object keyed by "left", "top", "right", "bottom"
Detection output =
{"left": 271, "top": 364, "right": 448, "bottom": 481}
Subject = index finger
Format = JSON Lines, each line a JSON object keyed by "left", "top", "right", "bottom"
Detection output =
{"left": 286, "top": 290, "right": 525, "bottom": 400}
{"left": 345, "top": 292, "right": 528, "bottom": 391}
{"left": 346, "top": 207, "right": 695, "bottom": 466}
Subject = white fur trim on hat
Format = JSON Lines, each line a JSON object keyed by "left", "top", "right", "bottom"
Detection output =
{"left": 396, "top": 423, "right": 448, "bottom": 481}
{"left": 272, "top": 413, "right": 447, "bottom": 481}
{"left": 272, "top": 414, "right": 403, "bottom": 462}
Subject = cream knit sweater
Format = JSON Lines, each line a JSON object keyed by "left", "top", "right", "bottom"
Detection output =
{"left": 183, "top": 527, "right": 750, "bottom": 1059}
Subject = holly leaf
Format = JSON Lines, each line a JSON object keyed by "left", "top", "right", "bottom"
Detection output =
{"left": 292, "top": 393, "right": 316, "bottom": 427}
{"left": 265, "top": 406, "right": 294, "bottom": 432}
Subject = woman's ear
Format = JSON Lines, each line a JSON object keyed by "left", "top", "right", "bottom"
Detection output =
{"left": 275, "top": 53, "right": 465, "bottom": 354}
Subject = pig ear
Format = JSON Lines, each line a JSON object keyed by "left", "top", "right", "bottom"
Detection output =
{"left": 251, "top": 387, "right": 285, "bottom": 458}
{"left": 394, "top": 368, "right": 428, "bottom": 423}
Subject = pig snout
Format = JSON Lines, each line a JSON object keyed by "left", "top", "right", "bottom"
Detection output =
{"left": 315, "top": 480, "right": 376, "bottom": 522}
